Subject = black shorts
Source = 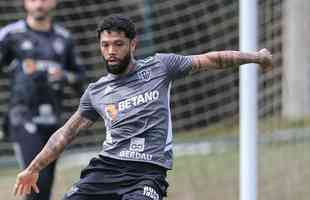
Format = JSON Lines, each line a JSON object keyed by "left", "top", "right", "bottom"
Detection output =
{"left": 62, "top": 156, "right": 169, "bottom": 200}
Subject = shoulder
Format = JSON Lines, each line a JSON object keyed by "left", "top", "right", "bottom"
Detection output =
{"left": 155, "top": 53, "right": 177, "bottom": 60}
{"left": 155, "top": 52, "right": 193, "bottom": 65}
{"left": 135, "top": 55, "right": 159, "bottom": 69}
{"left": 53, "top": 23, "right": 71, "bottom": 39}
{"left": 86, "top": 75, "right": 111, "bottom": 94}
{"left": 0, "top": 20, "right": 27, "bottom": 40}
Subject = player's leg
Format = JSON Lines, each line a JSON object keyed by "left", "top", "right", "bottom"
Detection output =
{"left": 61, "top": 157, "right": 121, "bottom": 200}
{"left": 61, "top": 184, "right": 120, "bottom": 200}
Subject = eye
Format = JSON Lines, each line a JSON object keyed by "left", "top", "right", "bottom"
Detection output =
{"left": 101, "top": 43, "right": 109, "bottom": 48}
{"left": 115, "top": 42, "right": 124, "bottom": 47}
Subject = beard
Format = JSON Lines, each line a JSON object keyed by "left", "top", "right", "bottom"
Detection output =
{"left": 29, "top": 9, "right": 50, "bottom": 21}
{"left": 104, "top": 53, "right": 131, "bottom": 75}
{"left": 33, "top": 14, "right": 48, "bottom": 21}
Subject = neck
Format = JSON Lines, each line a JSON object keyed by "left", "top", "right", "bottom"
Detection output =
{"left": 26, "top": 16, "right": 52, "bottom": 31}
{"left": 124, "top": 59, "right": 136, "bottom": 74}
{"left": 108, "top": 58, "right": 136, "bottom": 77}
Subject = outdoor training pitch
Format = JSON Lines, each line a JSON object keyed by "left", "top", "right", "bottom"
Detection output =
{"left": 1, "top": 141, "right": 310, "bottom": 200}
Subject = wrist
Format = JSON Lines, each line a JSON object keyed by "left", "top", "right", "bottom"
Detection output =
{"left": 26, "top": 164, "right": 40, "bottom": 174}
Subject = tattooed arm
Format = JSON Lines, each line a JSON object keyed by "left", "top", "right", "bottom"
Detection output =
{"left": 191, "top": 48, "right": 272, "bottom": 72}
{"left": 13, "top": 110, "right": 94, "bottom": 196}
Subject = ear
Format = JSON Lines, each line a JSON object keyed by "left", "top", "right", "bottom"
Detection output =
{"left": 130, "top": 38, "right": 137, "bottom": 52}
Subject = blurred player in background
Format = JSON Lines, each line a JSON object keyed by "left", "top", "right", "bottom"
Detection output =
{"left": 13, "top": 15, "right": 272, "bottom": 200}
{"left": 0, "top": 0, "right": 85, "bottom": 200}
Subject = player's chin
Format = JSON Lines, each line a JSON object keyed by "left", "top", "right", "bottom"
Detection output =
{"left": 33, "top": 12, "right": 49, "bottom": 20}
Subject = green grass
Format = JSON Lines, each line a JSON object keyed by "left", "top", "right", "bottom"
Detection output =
{"left": 1, "top": 141, "right": 310, "bottom": 200}
{"left": 174, "top": 116, "right": 310, "bottom": 144}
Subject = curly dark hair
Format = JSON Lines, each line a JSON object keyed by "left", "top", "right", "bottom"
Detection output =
{"left": 97, "top": 15, "right": 136, "bottom": 40}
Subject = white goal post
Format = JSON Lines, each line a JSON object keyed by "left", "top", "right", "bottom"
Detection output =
{"left": 240, "top": 1, "right": 257, "bottom": 200}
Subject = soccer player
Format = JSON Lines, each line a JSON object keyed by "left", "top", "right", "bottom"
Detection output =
{"left": 13, "top": 15, "right": 272, "bottom": 200}
{"left": 0, "top": 0, "right": 85, "bottom": 200}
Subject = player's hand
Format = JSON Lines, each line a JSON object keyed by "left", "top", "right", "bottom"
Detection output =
{"left": 258, "top": 48, "right": 273, "bottom": 71}
{"left": 13, "top": 169, "right": 39, "bottom": 196}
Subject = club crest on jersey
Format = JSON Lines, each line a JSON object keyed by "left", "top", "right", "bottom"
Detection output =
{"left": 105, "top": 104, "right": 118, "bottom": 121}
{"left": 138, "top": 69, "right": 151, "bottom": 81}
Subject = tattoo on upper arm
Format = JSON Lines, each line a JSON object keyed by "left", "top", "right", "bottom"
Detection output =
{"left": 62, "top": 110, "right": 94, "bottom": 140}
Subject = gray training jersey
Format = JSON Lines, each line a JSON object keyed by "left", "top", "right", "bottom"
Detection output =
{"left": 79, "top": 53, "right": 193, "bottom": 169}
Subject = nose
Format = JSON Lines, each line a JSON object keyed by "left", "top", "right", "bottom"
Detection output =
{"left": 108, "top": 46, "right": 116, "bottom": 55}
{"left": 34, "top": 0, "right": 44, "bottom": 7}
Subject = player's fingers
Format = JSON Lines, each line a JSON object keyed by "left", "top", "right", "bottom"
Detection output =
{"left": 259, "top": 48, "right": 270, "bottom": 54}
{"left": 32, "top": 183, "right": 40, "bottom": 193}
{"left": 16, "top": 184, "right": 25, "bottom": 196}
{"left": 13, "top": 183, "right": 20, "bottom": 196}
{"left": 14, "top": 183, "right": 22, "bottom": 196}
{"left": 21, "top": 184, "right": 30, "bottom": 196}
{"left": 25, "top": 184, "right": 32, "bottom": 194}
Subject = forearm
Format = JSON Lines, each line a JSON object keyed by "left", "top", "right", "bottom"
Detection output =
{"left": 26, "top": 127, "right": 72, "bottom": 173}
{"left": 26, "top": 111, "right": 93, "bottom": 173}
{"left": 192, "top": 50, "right": 264, "bottom": 72}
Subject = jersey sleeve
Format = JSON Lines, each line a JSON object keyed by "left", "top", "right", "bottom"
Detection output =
{"left": 64, "top": 37, "right": 86, "bottom": 95}
{"left": 78, "top": 85, "right": 100, "bottom": 121}
{"left": 0, "top": 29, "right": 13, "bottom": 66}
{"left": 63, "top": 37, "right": 84, "bottom": 75}
{"left": 156, "top": 53, "right": 193, "bottom": 79}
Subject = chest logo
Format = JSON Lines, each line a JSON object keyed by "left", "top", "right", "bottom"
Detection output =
{"left": 138, "top": 69, "right": 151, "bottom": 81}
{"left": 105, "top": 104, "right": 118, "bottom": 121}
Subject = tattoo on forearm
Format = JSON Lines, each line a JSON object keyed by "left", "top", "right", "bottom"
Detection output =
{"left": 192, "top": 51, "right": 261, "bottom": 72}
{"left": 27, "top": 111, "right": 94, "bottom": 173}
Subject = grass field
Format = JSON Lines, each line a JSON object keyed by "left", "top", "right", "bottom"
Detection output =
{"left": 1, "top": 139, "right": 310, "bottom": 200}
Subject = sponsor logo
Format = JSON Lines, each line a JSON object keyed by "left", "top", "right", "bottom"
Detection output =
{"left": 103, "top": 90, "right": 159, "bottom": 121}
{"left": 22, "top": 59, "right": 36, "bottom": 74}
{"left": 118, "top": 90, "right": 159, "bottom": 112}
{"left": 22, "top": 59, "right": 62, "bottom": 74}
{"left": 33, "top": 104, "right": 57, "bottom": 125}
{"left": 143, "top": 186, "right": 159, "bottom": 200}
{"left": 104, "top": 104, "right": 118, "bottom": 121}
{"left": 130, "top": 137, "right": 145, "bottom": 152}
{"left": 119, "top": 151, "right": 152, "bottom": 161}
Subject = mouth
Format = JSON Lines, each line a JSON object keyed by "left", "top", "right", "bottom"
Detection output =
{"left": 107, "top": 58, "right": 119, "bottom": 65}
{"left": 32, "top": 10, "right": 49, "bottom": 20}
